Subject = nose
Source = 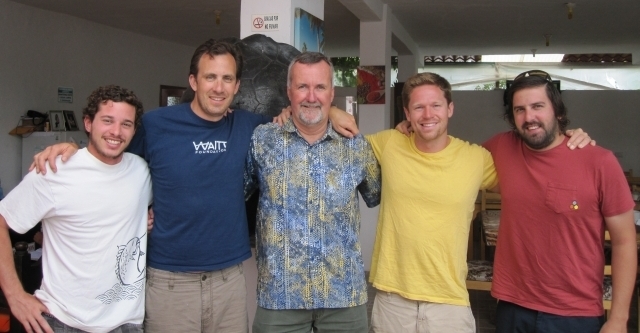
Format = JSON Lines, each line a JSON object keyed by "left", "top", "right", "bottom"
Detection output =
{"left": 109, "top": 122, "right": 122, "bottom": 136}
{"left": 212, "top": 79, "right": 224, "bottom": 93}
{"left": 421, "top": 107, "right": 434, "bottom": 119}
{"left": 523, "top": 108, "right": 536, "bottom": 121}
{"left": 305, "top": 89, "right": 317, "bottom": 103}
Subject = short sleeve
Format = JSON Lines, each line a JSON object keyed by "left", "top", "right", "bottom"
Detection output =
{"left": 0, "top": 171, "right": 56, "bottom": 233}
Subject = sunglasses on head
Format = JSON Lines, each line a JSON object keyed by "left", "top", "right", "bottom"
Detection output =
{"left": 513, "top": 70, "right": 553, "bottom": 83}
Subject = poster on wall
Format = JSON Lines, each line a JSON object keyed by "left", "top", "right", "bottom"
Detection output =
{"left": 58, "top": 87, "right": 73, "bottom": 103}
{"left": 357, "top": 66, "right": 385, "bottom": 105}
{"left": 251, "top": 14, "right": 280, "bottom": 32}
{"left": 294, "top": 8, "right": 324, "bottom": 53}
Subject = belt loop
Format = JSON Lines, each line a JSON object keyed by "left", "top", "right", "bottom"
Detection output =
{"left": 222, "top": 266, "right": 228, "bottom": 282}
{"left": 239, "top": 263, "right": 243, "bottom": 274}
{"left": 168, "top": 272, "right": 175, "bottom": 290}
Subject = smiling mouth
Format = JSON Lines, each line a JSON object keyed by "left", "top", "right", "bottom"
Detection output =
{"left": 301, "top": 103, "right": 321, "bottom": 109}
{"left": 209, "top": 96, "right": 225, "bottom": 102}
{"left": 523, "top": 123, "right": 542, "bottom": 131}
{"left": 418, "top": 122, "right": 437, "bottom": 129}
{"left": 105, "top": 138, "right": 123, "bottom": 146}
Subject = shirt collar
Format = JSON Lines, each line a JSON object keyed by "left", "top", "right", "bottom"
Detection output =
{"left": 283, "top": 117, "right": 341, "bottom": 143}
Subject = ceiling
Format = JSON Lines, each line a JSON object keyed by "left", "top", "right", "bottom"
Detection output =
{"left": 8, "top": 0, "right": 640, "bottom": 59}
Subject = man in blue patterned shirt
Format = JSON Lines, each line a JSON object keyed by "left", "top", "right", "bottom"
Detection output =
{"left": 245, "top": 52, "right": 381, "bottom": 333}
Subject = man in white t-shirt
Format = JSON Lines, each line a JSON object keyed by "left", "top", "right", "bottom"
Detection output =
{"left": 0, "top": 85, "right": 153, "bottom": 333}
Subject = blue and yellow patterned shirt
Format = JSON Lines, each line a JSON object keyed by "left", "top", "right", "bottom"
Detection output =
{"left": 245, "top": 119, "right": 381, "bottom": 310}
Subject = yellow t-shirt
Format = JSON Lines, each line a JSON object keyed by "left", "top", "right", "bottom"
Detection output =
{"left": 366, "top": 130, "right": 498, "bottom": 306}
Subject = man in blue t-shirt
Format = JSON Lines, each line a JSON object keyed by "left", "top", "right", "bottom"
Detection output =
{"left": 32, "top": 39, "right": 357, "bottom": 333}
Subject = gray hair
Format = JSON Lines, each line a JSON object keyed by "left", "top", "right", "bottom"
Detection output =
{"left": 287, "top": 52, "right": 334, "bottom": 88}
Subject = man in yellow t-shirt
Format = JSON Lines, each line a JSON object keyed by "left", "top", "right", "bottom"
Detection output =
{"left": 366, "top": 72, "right": 592, "bottom": 333}
{"left": 366, "top": 72, "right": 498, "bottom": 332}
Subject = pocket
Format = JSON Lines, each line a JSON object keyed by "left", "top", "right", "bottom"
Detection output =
{"left": 544, "top": 182, "right": 577, "bottom": 214}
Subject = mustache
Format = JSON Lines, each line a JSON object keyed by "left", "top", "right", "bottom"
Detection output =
{"left": 300, "top": 102, "right": 322, "bottom": 108}
{"left": 522, "top": 121, "right": 543, "bottom": 128}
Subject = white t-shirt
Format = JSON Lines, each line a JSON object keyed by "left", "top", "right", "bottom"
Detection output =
{"left": 0, "top": 148, "right": 152, "bottom": 332}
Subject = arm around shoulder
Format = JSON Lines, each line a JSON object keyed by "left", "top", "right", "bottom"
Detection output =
{"left": 329, "top": 106, "right": 359, "bottom": 138}
{"left": 30, "top": 142, "right": 79, "bottom": 175}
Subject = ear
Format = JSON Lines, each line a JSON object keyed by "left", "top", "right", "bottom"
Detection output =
{"left": 233, "top": 79, "right": 240, "bottom": 95}
{"left": 447, "top": 102, "right": 454, "bottom": 118}
{"left": 189, "top": 74, "right": 197, "bottom": 92}
{"left": 287, "top": 85, "right": 293, "bottom": 103}
{"left": 403, "top": 107, "right": 410, "bottom": 121}
{"left": 83, "top": 116, "right": 92, "bottom": 134}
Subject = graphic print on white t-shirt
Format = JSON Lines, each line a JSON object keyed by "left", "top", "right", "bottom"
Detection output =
{"left": 96, "top": 233, "right": 146, "bottom": 304}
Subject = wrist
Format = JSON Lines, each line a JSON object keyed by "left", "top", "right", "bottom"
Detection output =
{"left": 607, "top": 311, "right": 629, "bottom": 323}
{"left": 5, "top": 287, "right": 28, "bottom": 303}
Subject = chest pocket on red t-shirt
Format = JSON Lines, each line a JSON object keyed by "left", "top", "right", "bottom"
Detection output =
{"left": 545, "top": 182, "right": 578, "bottom": 214}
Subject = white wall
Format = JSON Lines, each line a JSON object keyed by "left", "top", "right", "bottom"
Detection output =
{"left": 0, "top": 0, "right": 193, "bottom": 193}
{"left": 358, "top": 89, "right": 640, "bottom": 269}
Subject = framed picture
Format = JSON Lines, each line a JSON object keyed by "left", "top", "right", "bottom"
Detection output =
{"left": 48, "top": 110, "right": 66, "bottom": 131}
{"left": 160, "top": 85, "right": 187, "bottom": 107}
{"left": 356, "top": 65, "right": 386, "bottom": 105}
{"left": 63, "top": 110, "right": 79, "bottom": 131}
{"left": 294, "top": 8, "right": 324, "bottom": 53}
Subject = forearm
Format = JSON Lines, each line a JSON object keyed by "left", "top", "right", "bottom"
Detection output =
{"left": 328, "top": 106, "right": 359, "bottom": 137}
{"left": 0, "top": 221, "right": 27, "bottom": 301}
{"left": 0, "top": 217, "right": 51, "bottom": 331}
{"left": 609, "top": 239, "right": 637, "bottom": 323}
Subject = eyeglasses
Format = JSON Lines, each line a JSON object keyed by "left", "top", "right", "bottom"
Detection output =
{"left": 513, "top": 70, "right": 553, "bottom": 83}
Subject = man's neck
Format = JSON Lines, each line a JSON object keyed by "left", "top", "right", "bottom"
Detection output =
{"left": 293, "top": 119, "right": 328, "bottom": 144}
{"left": 190, "top": 101, "right": 224, "bottom": 122}
{"left": 414, "top": 134, "right": 451, "bottom": 153}
{"left": 87, "top": 145, "right": 123, "bottom": 165}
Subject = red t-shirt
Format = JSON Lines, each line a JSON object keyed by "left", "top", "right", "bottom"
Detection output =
{"left": 484, "top": 132, "right": 634, "bottom": 316}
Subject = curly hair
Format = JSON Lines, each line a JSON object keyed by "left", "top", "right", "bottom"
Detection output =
{"left": 82, "top": 85, "right": 144, "bottom": 136}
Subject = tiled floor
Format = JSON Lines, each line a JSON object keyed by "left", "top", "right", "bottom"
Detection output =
{"left": 365, "top": 277, "right": 639, "bottom": 333}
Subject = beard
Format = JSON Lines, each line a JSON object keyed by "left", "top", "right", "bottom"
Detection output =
{"left": 296, "top": 104, "right": 324, "bottom": 126}
{"left": 516, "top": 120, "right": 560, "bottom": 150}
{"left": 89, "top": 134, "right": 125, "bottom": 162}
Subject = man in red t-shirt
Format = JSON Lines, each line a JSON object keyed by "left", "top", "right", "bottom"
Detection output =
{"left": 484, "top": 70, "right": 637, "bottom": 333}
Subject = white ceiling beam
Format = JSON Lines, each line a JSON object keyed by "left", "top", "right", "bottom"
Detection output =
{"left": 390, "top": 12, "right": 418, "bottom": 57}
{"left": 338, "top": 0, "right": 383, "bottom": 21}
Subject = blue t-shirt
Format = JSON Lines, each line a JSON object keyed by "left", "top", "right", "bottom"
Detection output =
{"left": 128, "top": 103, "right": 270, "bottom": 271}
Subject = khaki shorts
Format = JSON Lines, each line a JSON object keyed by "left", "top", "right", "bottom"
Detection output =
{"left": 371, "top": 291, "right": 475, "bottom": 333}
{"left": 144, "top": 264, "right": 248, "bottom": 333}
